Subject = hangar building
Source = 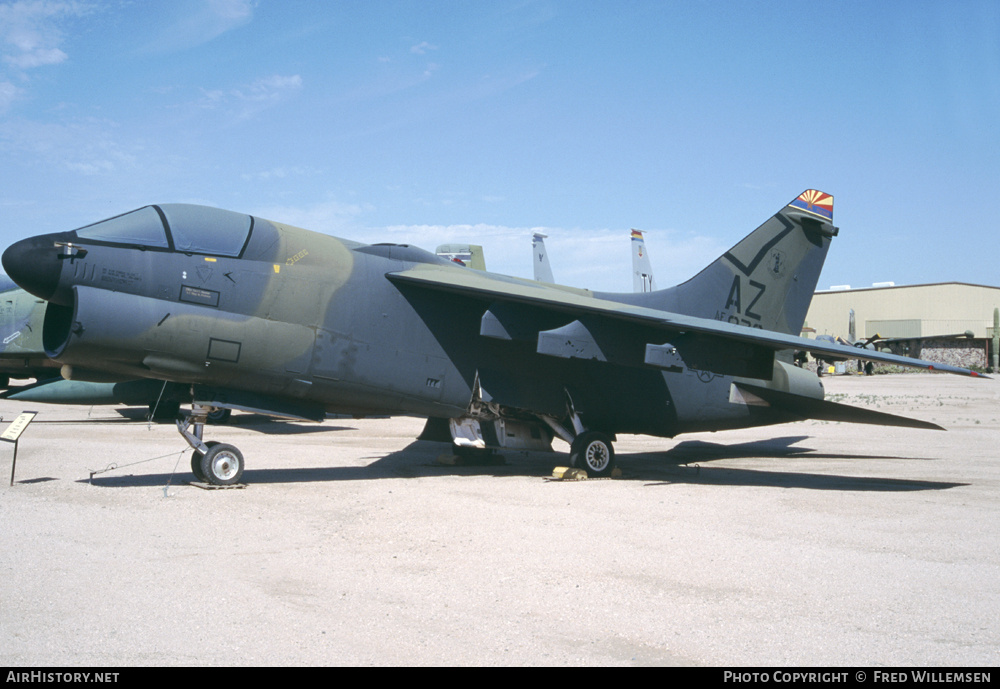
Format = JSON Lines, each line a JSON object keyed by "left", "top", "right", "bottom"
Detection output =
{"left": 803, "top": 282, "right": 1000, "bottom": 371}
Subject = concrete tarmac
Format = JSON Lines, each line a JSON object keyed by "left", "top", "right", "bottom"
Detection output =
{"left": 1, "top": 373, "right": 997, "bottom": 666}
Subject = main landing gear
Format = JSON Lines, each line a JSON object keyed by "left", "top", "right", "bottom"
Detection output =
{"left": 178, "top": 404, "right": 244, "bottom": 485}
{"left": 569, "top": 431, "right": 616, "bottom": 478}
{"left": 541, "top": 397, "right": 617, "bottom": 478}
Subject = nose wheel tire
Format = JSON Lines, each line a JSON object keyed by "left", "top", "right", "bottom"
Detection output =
{"left": 570, "top": 431, "right": 615, "bottom": 478}
{"left": 190, "top": 440, "right": 220, "bottom": 482}
{"left": 198, "top": 443, "right": 244, "bottom": 486}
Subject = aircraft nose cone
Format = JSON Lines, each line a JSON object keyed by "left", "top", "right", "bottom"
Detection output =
{"left": 2, "top": 234, "right": 66, "bottom": 302}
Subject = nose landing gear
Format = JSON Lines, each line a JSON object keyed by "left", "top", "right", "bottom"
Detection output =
{"left": 178, "top": 404, "right": 244, "bottom": 485}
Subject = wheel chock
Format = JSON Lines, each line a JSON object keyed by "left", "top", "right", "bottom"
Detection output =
{"left": 551, "top": 466, "right": 623, "bottom": 480}
{"left": 551, "top": 466, "right": 588, "bottom": 480}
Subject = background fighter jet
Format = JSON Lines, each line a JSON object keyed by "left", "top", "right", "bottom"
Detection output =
{"left": 0, "top": 278, "right": 59, "bottom": 388}
{"left": 2, "top": 191, "right": 985, "bottom": 485}
{"left": 435, "top": 243, "right": 486, "bottom": 271}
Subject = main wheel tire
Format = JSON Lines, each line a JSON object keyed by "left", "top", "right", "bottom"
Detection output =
{"left": 569, "top": 432, "right": 615, "bottom": 478}
{"left": 206, "top": 408, "right": 232, "bottom": 424}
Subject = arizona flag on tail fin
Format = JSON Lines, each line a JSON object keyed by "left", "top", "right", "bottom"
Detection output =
{"left": 636, "top": 188, "right": 837, "bottom": 336}
{"left": 788, "top": 190, "right": 834, "bottom": 220}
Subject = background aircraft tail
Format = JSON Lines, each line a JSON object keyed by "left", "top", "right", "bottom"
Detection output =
{"left": 630, "top": 229, "right": 656, "bottom": 292}
{"left": 602, "top": 190, "right": 837, "bottom": 336}
{"left": 532, "top": 233, "right": 555, "bottom": 283}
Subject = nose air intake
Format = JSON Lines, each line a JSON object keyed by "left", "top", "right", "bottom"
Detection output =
{"left": 42, "top": 299, "right": 75, "bottom": 359}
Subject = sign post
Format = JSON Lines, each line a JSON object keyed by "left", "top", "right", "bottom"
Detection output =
{"left": 3, "top": 411, "right": 38, "bottom": 486}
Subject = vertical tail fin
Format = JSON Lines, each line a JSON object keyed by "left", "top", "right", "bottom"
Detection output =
{"left": 532, "top": 232, "right": 555, "bottom": 283}
{"left": 604, "top": 190, "right": 837, "bottom": 336}
{"left": 630, "top": 229, "right": 656, "bottom": 292}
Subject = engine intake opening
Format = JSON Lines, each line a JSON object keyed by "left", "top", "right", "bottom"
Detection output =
{"left": 42, "top": 301, "right": 74, "bottom": 358}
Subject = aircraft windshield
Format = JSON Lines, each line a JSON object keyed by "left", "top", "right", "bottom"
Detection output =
{"left": 75, "top": 206, "right": 170, "bottom": 248}
{"left": 159, "top": 204, "right": 252, "bottom": 257}
{"left": 73, "top": 204, "right": 253, "bottom": 257}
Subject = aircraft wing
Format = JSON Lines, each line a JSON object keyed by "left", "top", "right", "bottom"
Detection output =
{"left": 387, "top": 266, "right": 988, "bottom": 379}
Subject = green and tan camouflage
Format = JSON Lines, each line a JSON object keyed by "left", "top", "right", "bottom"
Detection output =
{"left": 1, "top": 190, "right": 986, "bottom": 484}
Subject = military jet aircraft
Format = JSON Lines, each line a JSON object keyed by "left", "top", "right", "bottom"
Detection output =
{"left": 809, "top": 309, "right": 876, "bottom": 374}
{"left": 2, "top": 191, "right": 985, "bottom": 485}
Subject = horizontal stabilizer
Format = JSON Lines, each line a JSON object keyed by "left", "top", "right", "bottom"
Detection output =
{"left": 736, "top": 383, "right": 944, "bottom": 431}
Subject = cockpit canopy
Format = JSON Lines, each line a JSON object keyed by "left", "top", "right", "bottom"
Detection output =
{"left": 74, "top": 204, "right": 253, "bottom": 257}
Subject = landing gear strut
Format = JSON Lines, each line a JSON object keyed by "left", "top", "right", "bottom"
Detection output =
{"left": 178, "top": 404, "right": 244, "bottom": 485}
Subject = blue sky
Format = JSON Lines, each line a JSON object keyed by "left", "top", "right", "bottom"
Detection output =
{"left": 1, "top": 0, "right": 997, "bottom": 293}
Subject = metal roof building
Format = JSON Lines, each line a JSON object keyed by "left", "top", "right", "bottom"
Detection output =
{"left": 803, "top": 282, "right": 1000, "bottom": 371}
{"left": 805, "top": 282, "right": 1000, "bottom": 340}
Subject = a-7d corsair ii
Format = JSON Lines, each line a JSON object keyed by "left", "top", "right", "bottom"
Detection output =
{"left": 2, "top": 191, "right": 985, "bottom": 485}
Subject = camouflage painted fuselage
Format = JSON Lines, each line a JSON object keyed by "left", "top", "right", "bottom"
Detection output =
{"left": 5, "top": 193, "right": 971, "bottom": 446}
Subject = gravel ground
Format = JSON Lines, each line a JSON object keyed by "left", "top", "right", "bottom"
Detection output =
{"left": 1, "top": 373, "right": 997, "bottom": 666}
